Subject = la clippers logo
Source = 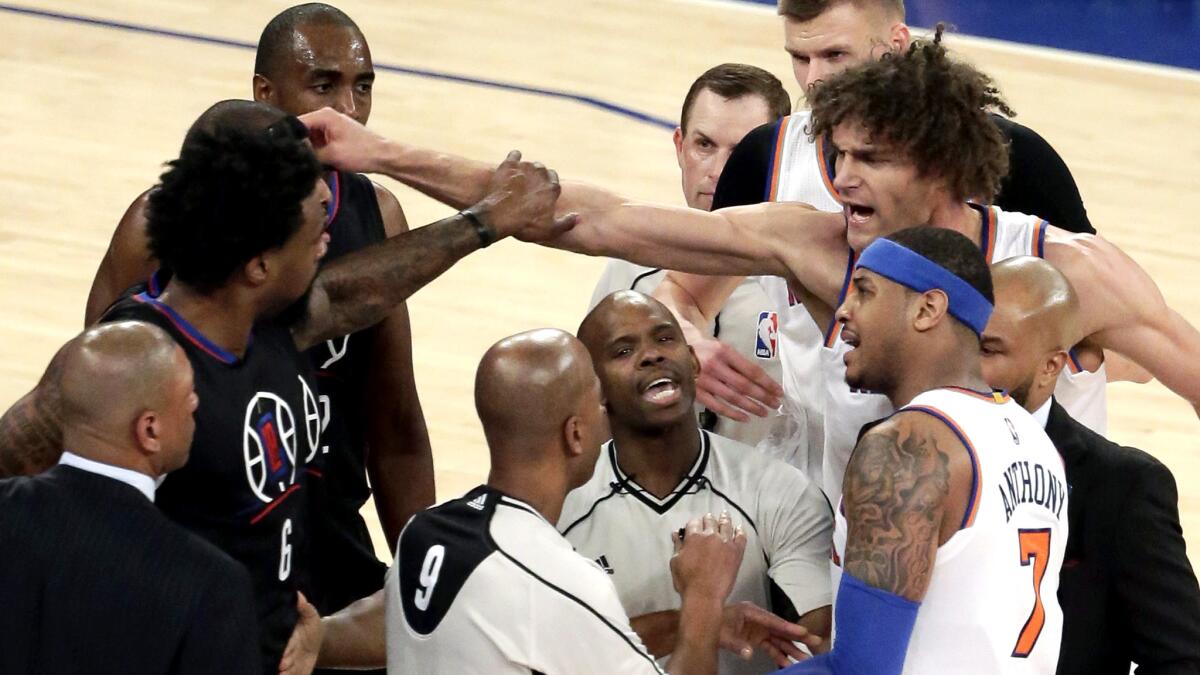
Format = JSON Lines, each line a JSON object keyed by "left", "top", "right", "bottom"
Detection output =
{"left": 243, "top": 392, "right": 299, "bottom": 503}
{"left": 755, "top": 311, "right": 779, "bottom": 359}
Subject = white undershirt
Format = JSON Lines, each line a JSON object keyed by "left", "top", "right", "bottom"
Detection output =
{"left": 58, "top": 451, "right": 157, "bottom": 502}
{"left": 1032, "top": 398, "right": 1053, "bottom": 429}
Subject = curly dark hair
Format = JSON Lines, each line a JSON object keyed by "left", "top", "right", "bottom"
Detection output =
{"left": 808, "top": 25, "right": 1015, "bottom": 202}
{"left": 146, "top": 123, "right": 322, "bottom": 294}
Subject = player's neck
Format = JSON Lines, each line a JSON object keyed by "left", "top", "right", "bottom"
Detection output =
{"left": 62, "top": 427, "right": 154, "bottom": 479}
{"left": 888, "top": 345, "right": 991, "bottom": 408}
{"left": 928, "top": 200, "right": 983, "bottom": 245}
{"left": 157, "top": 281, "right": 257, "bottom": 358}
{"left": 610, "top": 420, "right": 702, "bottom": 500}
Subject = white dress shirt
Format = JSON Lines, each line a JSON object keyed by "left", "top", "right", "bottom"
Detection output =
{"left": 1032, "top": 398, "right": 1053, "bottom": 429}
{"left": 58, "top": 451, "right": 157, "bottom": 502}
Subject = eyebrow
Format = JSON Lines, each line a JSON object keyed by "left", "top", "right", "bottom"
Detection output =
{"left": 307, "top": 68, "right": 343, "bottom": 80}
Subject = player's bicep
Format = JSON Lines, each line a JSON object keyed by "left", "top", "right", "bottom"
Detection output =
{"left": 373, "top": 181, "right": 409, "bottom": 236}
{"left": 841, "top": 415, "right": 953, "bottom": 602}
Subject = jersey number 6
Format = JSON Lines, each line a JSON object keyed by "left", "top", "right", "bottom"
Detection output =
{"left": 414, "top": 544, "right": 446, "bottom": 611}
{"left": 1012, "top": 528, "right": 1051, "bottom": 658}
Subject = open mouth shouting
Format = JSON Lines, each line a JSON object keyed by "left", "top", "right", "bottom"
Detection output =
{"left": 640, "top": 373, "right": 683, "bottom": 407}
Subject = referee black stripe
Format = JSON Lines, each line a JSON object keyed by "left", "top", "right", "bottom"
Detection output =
{"left": 493, "top": 503, "right": 665, "bottom": 673}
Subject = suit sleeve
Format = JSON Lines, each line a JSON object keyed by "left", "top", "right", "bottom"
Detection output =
{"left": 712, "top": 120, "right": 780, "bottom": 210}
{"left": 176, "top": 558, "right": 262, "bottom": 675}
{"left": 991, "top": 115, "right": 1095, "bottom": 234}
{"left": 1112, "top": 457, "right": 1200, "bottom": 674}
{"left": 761, "top": 463, "right": 834, "bottom": 617}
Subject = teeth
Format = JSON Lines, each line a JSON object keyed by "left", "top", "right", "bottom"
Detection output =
{"left": 648, "top": 378, "right": 672, "bottom": 389}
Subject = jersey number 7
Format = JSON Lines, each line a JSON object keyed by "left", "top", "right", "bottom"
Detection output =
{"left": 1012, "top": 528, "right": 1052, "bottom": 658}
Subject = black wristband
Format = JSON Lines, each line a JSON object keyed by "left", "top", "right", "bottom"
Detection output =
{"left": 461, "top": 209, "right": 496, "bottom": 248}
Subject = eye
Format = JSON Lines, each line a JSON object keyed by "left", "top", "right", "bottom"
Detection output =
{"left": 356, "top": 82, "right": 373, "bottom": 95}
{"left": 612, "top": 347, "right": 632, "bottom": 359}
{"left": 828, "top": 51, "right": 847, "bottom": 61}
{"left": 313, "top": 83, "right": 332, "bottom": 95}
{"left": 696, "top": 138, "right": 713, "bottom": 149}
{"left": 659, "top": 335, "right": 675, "bottom": 343}
{"left": 792, "top": 54, "right": 810, "bottom": 65}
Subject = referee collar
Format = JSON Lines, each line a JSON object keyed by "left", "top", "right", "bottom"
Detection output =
{"left": 608, "top": 429, "right": 711, "bottom": 515}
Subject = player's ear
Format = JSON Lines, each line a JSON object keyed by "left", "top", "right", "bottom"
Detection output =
{"left": 133, "top": 409, "right": 161, "bottom": 455}
{"left": 673, "top": 127, "right": 686, "bottom": 165}
{"left": 252, "top": 74, "right": 274, "bottom": 104}
{"left": 687, "top": 344, "right": 701, "bottom": 379}
{"left": 889, "top": 22, "right": 911, "bottom": 54}
{"left": 912, "top": 290, "right": 948, "bottom": 332}
{"left": 243, "top": 255, "right": 271, "bottom": 287}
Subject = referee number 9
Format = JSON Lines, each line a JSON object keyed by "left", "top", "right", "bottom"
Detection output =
{"left": 414, "top": 545, "right": 446, "bottom": 611}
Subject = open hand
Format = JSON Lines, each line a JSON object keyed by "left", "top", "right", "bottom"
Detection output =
{"left": 690, "top": 335, "right": 783, "bottom": 421}
{"left": 720, "top": 601, "right": 821, "bottom": 667}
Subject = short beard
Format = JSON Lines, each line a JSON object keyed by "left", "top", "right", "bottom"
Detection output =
{"left": 1008, "top": 375, "right": 1036, "bottom": 410}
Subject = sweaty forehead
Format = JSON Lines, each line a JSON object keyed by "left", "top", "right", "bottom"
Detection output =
{"left": 287, "top": 22, "right": 372, "bottom": 72}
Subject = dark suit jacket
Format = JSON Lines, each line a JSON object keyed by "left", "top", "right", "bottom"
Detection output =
{"left": 1048, "top": 400, "right": 1200, "bottom": 674}
{"left": 0, "top": 464, "right": 261, "bottom": 675}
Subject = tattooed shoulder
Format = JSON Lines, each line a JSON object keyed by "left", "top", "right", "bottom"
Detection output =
{"left": 841, "top": 413, "right": 956, "bottom": 601}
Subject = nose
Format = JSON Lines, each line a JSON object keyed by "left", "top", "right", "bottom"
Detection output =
{"left": 835, "top": 287, "right": 855, "bottom": 324}
{"left": 638, "top": 345, "right": 666, "bottom": 368}
{"left": 333, "top": 88, "right": 357, "bottom": 120}
{"left": 805, "top": 62, "right": 828, "bottom": 92}
{"left": 833, "top": 155, "right": 857, "bottom": 194}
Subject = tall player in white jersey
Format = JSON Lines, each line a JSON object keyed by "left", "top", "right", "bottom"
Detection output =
{"left": 296, "top": 40, "right": 1200, "bottom": 493}
{"left": 588, "top": 63, "right": 792, "bottom": 449}
{"left": 564, "top": 290, "right": 831, "bottom": 674}
{"left": 781, "top": 227, "right": 1067, "bottom": 674}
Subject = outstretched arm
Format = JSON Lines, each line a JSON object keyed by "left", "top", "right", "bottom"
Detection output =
{"left": 1047, "top": 232, "right": 1200, "bottom": 417}
{"left": 291, "top": 151, "right": 574, "bottom": 350}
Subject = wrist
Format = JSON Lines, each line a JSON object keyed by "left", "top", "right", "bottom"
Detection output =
{"left": 461, "top": 207, "right": 498, "bottom": 248}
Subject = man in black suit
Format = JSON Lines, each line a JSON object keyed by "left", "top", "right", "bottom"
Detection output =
{"left": 981, "top": 256, "right": 1200, "bottom": 674}
{"left": 0, "top": 321, "right": 265, "bottom": 675}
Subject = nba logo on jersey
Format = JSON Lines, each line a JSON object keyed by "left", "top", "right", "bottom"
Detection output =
{"left": 756, "top": 311, "right": 778, "bottom": 359}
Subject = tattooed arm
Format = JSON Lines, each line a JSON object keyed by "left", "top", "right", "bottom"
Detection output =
{"left": 0, "top": 340, "right": 74, "bottom": 477}
{"left": 841, "top": 411, "right": 970, "bottom": 600}
{"left": 291, "top": 152, "right": 575, "bottom": 350}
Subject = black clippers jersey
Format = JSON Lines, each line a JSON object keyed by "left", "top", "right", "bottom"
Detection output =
{"left": 303, "top": 170, "right": 391, "bottom": 613}
{"left": 102, "top": 290, "right": 319, "bottom": 675}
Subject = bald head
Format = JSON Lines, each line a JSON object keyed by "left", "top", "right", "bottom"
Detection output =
{"left": 58, "top": 321, "right": 197, "bottom": 473}
{"left": 579, "top": 291, "right": 683, "bottom": 357}
{"left": 980, "top": 257, "right": 1081, "bottom": 411}
{"left": 475, "top": 329, "right": 603, "bottom": 458}
{"left": 181, "top": 99, "right": 290, "bottom": 151}
{"left": 992, "top": 256, "right": 1081, "bottom": 353}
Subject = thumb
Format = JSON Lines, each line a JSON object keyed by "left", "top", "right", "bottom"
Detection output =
{"left": 551, "top": 212, "right": 580, "bottom": 235}
{"left": 503, "top": 149, "right": 522, "bottom": 165}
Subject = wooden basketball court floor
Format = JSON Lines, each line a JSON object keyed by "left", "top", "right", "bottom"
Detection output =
{"left": 2, "top": 0, "right": 1199, "bottom": 566}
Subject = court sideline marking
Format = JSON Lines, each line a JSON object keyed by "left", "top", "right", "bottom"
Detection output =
{"left": 0, "top": 2, "right": 677, "bottom": 130}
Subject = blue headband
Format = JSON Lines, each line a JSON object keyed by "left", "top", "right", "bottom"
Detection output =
{"left": 856, "top": 238, "right": 993, "bottom": 337}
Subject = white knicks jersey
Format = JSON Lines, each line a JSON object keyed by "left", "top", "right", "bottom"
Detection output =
{"left": 818, "top": 206, "right": 1108, "bottom": 505}
{"left": 589, "top": 261, "right": 785, "bottom": 448}
{"left": 831, "top": 388, "right": 1068, "bottom": 674}
{"left": 751, "top": 110, "right": 843, "bottom": 484}
{"left": 386, "top": 486, "right": 664, "bottom": 675}
{"left": 558, "top": 430, "right": 833, "bottom": 675}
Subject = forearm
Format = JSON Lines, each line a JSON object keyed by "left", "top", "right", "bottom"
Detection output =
{"left": 551, "top": 195, "right": 783, "bottom": 278}
{"left": 665, "top": 595, "right": 723, "bottom": 675}
{"left": 296, "top": 213, "right": 483, "bottom": 349}
{"left": 630, "top": 610, "right": 681, "bottom": 658}
{"left": 316, "top": 591, "right": 387, "bottom": 669}
{"left": 0, "top": 390, "right": 63, "bottom": 478}
{"left": 373, "top": 141, "right": 494, "bottom": 211}
{"left": 653, "top": 272, "right": 741, "bottom": 329}
{"left": 367, "top": 435, "right": 434, "bottom": 552}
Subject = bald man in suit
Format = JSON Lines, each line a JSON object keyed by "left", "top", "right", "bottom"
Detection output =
{"left": 0, "top": 321, "right": 265, "bottom": 675}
